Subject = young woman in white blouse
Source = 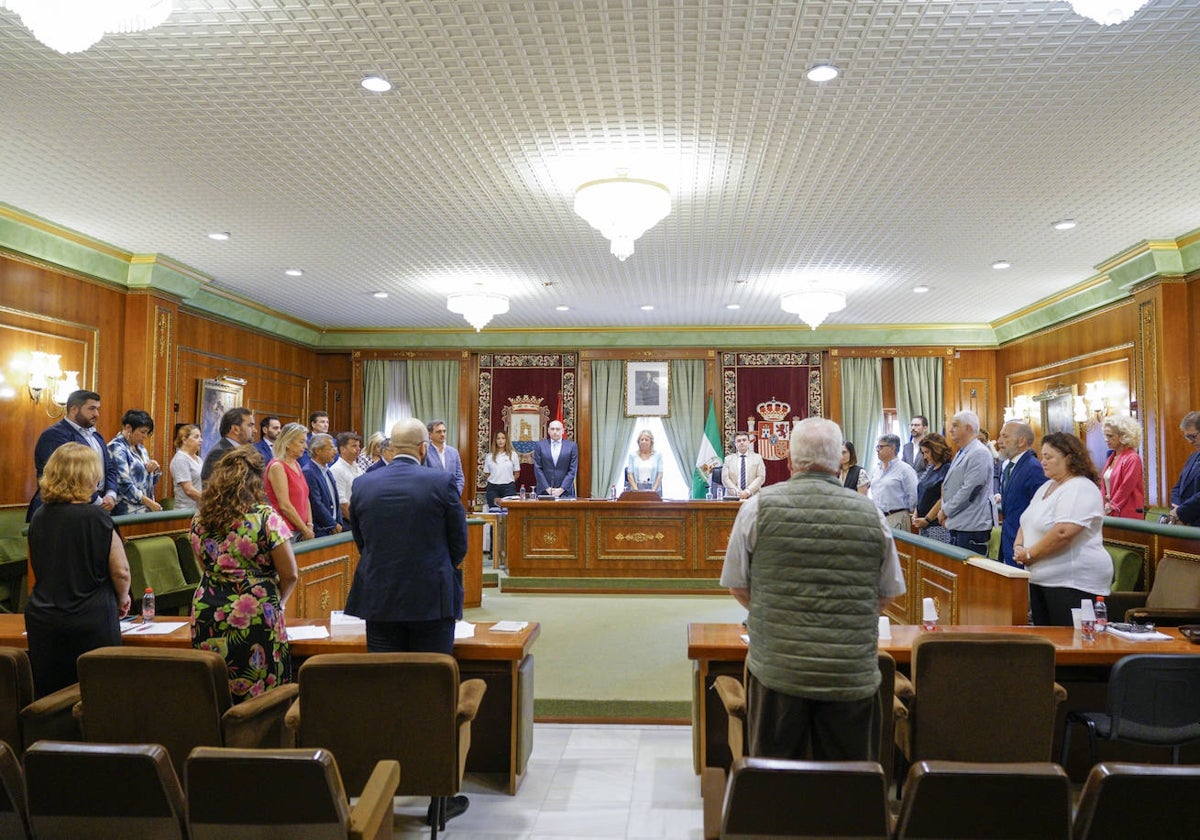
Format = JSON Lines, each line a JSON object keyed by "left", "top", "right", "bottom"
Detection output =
{"left": 170, "top": 424, "right": 204, "bottom": 510}
{"left": 483, "top": 430, "right": 519, "bottom": 508}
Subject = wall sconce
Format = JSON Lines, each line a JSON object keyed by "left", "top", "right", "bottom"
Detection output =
{"left": 26, "top": 351, "right": 76, "bottom": 417}
{"left": 1079, "top": 380, "right": 1127, "bottom": 425}
{"left": 1003, "top": 395, "right": 1033, "bottom": 424}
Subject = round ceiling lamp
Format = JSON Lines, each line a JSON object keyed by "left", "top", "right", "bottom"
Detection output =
{"left": 573, "top": 173, "right": 671, "bottom": 261}
{"left": 0, "top": 0, "right": 174, "bottom": 53}
{"left": 1068, "top": 1, "right": 1149, "bottom": 25}
{"left": 781, "top": 289, "right": 846, "bottom": 330}
{"left": 447, "top": 288, "right": 509, "bottom": 332}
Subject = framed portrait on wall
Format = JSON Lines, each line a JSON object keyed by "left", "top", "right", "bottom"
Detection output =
{"left": 1036, "top": 386, "right": 1076, "bottom": 437}
{"left": 198, "top": 378, "right": 244, "bottom": 457}
{"left": 625, "top": 361, "right": 669, "bottom": 417}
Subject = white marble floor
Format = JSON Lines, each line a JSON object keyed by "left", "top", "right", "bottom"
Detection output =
{"left": 388, "top": 723, "right": 704, "bottom": 839}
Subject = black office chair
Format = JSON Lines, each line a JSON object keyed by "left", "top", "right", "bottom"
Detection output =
{"left": 1061, "top": 653, "right": 1200, "bottom": 766}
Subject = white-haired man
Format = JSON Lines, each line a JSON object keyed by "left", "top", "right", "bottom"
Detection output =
{"left": 937, "top": 410, "right": 996, "bottom": 555}
{"left": 720, "top": 417, "right": 905, "bottom": 761}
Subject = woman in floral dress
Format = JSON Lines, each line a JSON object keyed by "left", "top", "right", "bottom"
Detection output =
{"left": 190, "top": 446, "right": 298, "bottom": 702}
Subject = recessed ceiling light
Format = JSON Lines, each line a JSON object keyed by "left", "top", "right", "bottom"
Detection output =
{"left": 372, "top": 291, "right": 389, "bottom": 299}
{"left": 207, "top": 232, "right": 230, "bottom": 241}
{"left": 555, "top": 305, "right": 570, "bottom": 311}
{"left": 725, "top": 303, "right": 741, "bottom": 310}
{"left": 285, "top": 268, "right": 303, "bottom": 277}
{"left": 361, "top": 75, "right": 392, "bottom": 93}
{"left": 640, "top": 304, "right": 654, "bottom": 311}
{"left": 806, "top": 64, "right": 839, "bottom": 82}
{"left": 734, "top": 279, "right": 749, "bottom": 286}
{"left": 1052, "top": 219, "right": 1077, "bottom": 231}
{"left": 992, "top": 260, "right": 1012, "bottom": 270}
{"left": 913, "top": 285, "right": 930, "bottom": 294}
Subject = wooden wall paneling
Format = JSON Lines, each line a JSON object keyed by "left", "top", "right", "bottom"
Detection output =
{"left": 119, "top": 293, "right": 179, "bottom": 492}
{"left": 957, "top": 379, "right": 989, "bottom": 431}
{"left": 944, "top": 350, "right": 997, "bottom": 434}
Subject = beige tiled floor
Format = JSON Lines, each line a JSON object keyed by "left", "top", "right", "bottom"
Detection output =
{"left": 388, "top": 723, "right": 704, "bottom": 839}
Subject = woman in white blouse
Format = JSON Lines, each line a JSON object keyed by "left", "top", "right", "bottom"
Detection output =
{"left": 170, "top": 424, "right": 203, "bottom": 510}
{"left": 483, "top": 430, "right": 519, "bottom": 508}
{"left": 625, "top": 430, "right": 664, "bottom": 496}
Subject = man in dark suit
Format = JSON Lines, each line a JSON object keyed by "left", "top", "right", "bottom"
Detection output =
{"left": 900, "top": 415, "right": 929, "bottom": 474}
{"left": 997, "top": 421, "right": 1043, "bottom": 566}
{"left": 1169, "top": 410, "right": 1200, "bottom": 525}
{"left": 345, "top": 417, "right": 469, "bottom": 825}
{"left": 200, "top": 407, "right": 256, "bottom": 482}
{"left": 533, "top": 420, "right": 578, "bottom": 498}
{"left": 302, "top": 433, "right": 343, "bottom": 537}
{"left": 423, "top": 419, "right": 465, "bottom": 495}
{"left": 254, "top": 415, "right": 281, "bottom": 463}
{"left": 27, "top": 389, "right": 119, "bottom": 520}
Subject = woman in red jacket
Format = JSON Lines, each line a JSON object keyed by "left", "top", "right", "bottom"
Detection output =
{"left": 1101, "top": 415, "right": 1145, "bottom": 519}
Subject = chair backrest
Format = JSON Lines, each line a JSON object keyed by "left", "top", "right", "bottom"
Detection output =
{"left": 187, "top": 746, "right": 351, "bottom": 840}
{"left": 0, "top": 648, "right": 32, "bottom": 754}
{"left": 24, "top": 740, "right": 186, "bottom": 839}
{"left": 125, "top": 535, "right": 192, "bottom": 605}
{"left": 895, "top": 760, "right": 1071, "bottom": 839}
{"left": 1104, "top": 543, "right": 1143, "bottom": 591}
{"left": 295, "top": 652, "right": 462, "bottom": 796}
{"left": 1146, "top": 554, "right": 1200, "bottom": 609}
{"left": 77, "top": 646, "right": 229, "bottom": 778}
{"left": 0, "top": 741, "right": 28, "bottom": 840}
{"left": 910, "top": 633, "right": 1058, "bottom": 762}
{"left": 720, "top": 757, "right": 890, "bottom": 839}
{"left": 1106, "top": 654, "right": 1200, "bottom": 743}
{"left": 1073, "top": 761, "right": 1200, "bottom": 840}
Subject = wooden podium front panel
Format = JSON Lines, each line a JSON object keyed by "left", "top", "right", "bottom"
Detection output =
{"left": 513, "top": 509, "right": 583, "bottom": 571}
{"left": 697, "top": 506, "right": 739, "bottom": 573}
{"left": 294, "top": 551, "right": 352, "bottom": 620}
{"left": 593, "top": 510, "right": 692, "bottom": 574}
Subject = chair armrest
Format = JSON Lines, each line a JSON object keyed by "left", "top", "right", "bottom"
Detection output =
{"left": 349, "top": 759, "right": 401, "bottom": 840}
{"left": 893, "top": 672, "right": 915, "bottom": 701}
{"left": 20, "top": 683, "right": 82, "bottom": 746}
{"left": 1125, "top": 607, "right": 1200, "bottom": 627}
{"left": 1053, "top": 682, "right": 1067, "bottom": 704}
{"left": 892, "top": 695, "right": 908, "bottom": 721}
{"left": 221, "top": 683, "right": 299, "bottom": 748}
{"left": 283, "top": 697, "right": 301, "bottom": 742}
{"left": 712, "top": 676, "right": 745, "bottom": 717}
{"left": 456, "top": 678, "right": 487, "bottom": 726}
{"left": 1107, "top": 591, "right": 1148, "bottom": 622}
{"left": 700, "top": 766, "right": 725, "bottom": 840}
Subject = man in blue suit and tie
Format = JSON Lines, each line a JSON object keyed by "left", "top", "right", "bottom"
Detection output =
{"left": 997, "top": 421, "right": 1044, "bottom": 566}
{"left": 27, "top": 389, "right": 119, "bottom": 520}
{"left": 533, "top": 420, "right": 578, "bottom": 498}
{"left": 1169, "top": 410, "right": 1200, "bottom": 525}
{"left": 423, "top": 419, "right": 465, "bottom": 495}
{"left": 302, "top": 433, "right": 343, "bottom": 537}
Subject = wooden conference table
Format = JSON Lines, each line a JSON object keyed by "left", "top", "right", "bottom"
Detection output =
{"left": 0, "top": 614, "right": 539, "bottom": 795}
{"left": 688, "top": 622, "right": 1200, "bottom": 773}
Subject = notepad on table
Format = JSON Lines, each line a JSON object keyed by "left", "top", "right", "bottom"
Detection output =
{"left": 454, "top": 621, "right": 476, "bottom": 639}
{"left": 121, "top": 621, "right": 188, "bottom": 635}
{"left": 1105, "top": 627, "right": 1174, "bottom": 642}
{"left": 491, "top": 620, "right": 528, "bottom": 632}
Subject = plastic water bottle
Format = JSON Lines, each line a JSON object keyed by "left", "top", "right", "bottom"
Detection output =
{"left": 1094, "top": 596, "right": 1108, "bottom": 632}
{"left": 609, "top": 484, "right": 617, "bottom": 500}
{"left": 142, "top": 587, "right": 155, "bottom": 623}
{"left": 519, "top": 485, "right": 526, "bottom": 500}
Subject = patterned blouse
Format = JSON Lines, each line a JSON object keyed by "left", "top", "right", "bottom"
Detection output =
{"left": 107, "top": 433, "right": 161, "bottom": 515}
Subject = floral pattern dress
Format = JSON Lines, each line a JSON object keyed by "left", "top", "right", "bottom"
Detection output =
{"left": 190, "top": 504, "right": 292, "bottom": 703}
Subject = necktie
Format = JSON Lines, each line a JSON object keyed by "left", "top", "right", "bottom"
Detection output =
{"left": 324, "top": 468, "right": 337, "bottom": 513}
{"left": 1002, "top": 459, "right": 1014, "bottom": 490}
{"left": 740, "top": 455, "right": 747, "bottom": 490}
{"left": 552, "top": 442, "right": 560, "bottom": 463}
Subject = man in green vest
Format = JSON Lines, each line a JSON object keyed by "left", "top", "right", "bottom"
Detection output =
{"left": 720, "top": 416, "right": 906, "bottom": 761}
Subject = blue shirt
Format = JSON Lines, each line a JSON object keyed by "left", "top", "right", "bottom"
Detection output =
{"left": 871, "top": 459, "right": 918, "bottom": 513}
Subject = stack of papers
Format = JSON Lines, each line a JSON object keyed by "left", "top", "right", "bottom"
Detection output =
{"left": 454, "top": 621, "right": 476, "bottom": 639}
{"left": 491, "top": 620, "right": 528, "bottom": 632}
{"left": 1106, "top": 627, "right": 1174, "bottom": 642}
{"left": 286, "top": 625, "right": 330, "bottom": 641}
{"left": 121, "top": 621, "right": 188, "bottom": 636}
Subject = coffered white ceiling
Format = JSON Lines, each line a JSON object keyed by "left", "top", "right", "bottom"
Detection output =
{"left": 2, "top": 1, "right": 1199, "bottom": 334}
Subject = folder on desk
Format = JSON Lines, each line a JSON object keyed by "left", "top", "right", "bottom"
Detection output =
{"left": 491, "top": 621, "right": 528, "bottom": 632}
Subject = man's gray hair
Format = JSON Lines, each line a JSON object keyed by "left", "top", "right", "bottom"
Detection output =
{"left": 953, "top": 410, "right": 981, "bottom": 433}
{"left": 878, "top": 433, "right": 902, "bottom": 451}
{"left": 426, "top": 419, "right": 447, "bottom": 432}
{"left": 1004, "top": 421, "right": 1035, "bottom": 446}
{"left": 307, "top": 433, "right": 334, "bottom": 453}
{"left": 1181, "top": 411, "right": 1200, "bottom": 431}
{"left": 789, "top": 417, "right": 843, "bottom": 474}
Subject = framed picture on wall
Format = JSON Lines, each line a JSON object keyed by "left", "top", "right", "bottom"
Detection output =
{"left": 198, "top": 378, "right": 244, "bottom": 457}
{"left": 625, "top": 361, "right": 669, "bottom": 417}
{"left": 1036, "top": 386, "right": 1076, "bottom": 437}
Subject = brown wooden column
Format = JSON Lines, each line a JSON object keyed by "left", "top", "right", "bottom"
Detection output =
{"left": 120, "top": 291, "right": 178, "bottom": 491}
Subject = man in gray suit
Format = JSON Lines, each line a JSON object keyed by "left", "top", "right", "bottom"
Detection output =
{"left": 937, "top": 410, "right": 995, "bottom": 555}
{"left": 423, "top": 419, "right": 465, "bottom": 495}
{"left": 200, "top": 407, "right": 255, "bottom": 482}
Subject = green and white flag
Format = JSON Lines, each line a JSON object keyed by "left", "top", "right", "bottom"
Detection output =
{"left": 693, "top": 396, "right": 723, "bottom": 498}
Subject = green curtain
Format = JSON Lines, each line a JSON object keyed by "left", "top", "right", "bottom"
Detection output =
{"left": 895, "top": 356, "right": 945, "bottom": 436}
{"left": 361, "top": 359, "right": 410, "bottom": 437}
{"left": 590, "top": 360, "right": 636, "bottom": 498}
{"left": 407, "top": 360, "right": 460, "bottom": 446}
{"left": 661, "top": 359, "right": 706, "bottom": 494}
{"left": 841, "top": 357, "right": 883, "bottom": 473}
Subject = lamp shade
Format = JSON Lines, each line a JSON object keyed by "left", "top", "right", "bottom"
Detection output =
{"left": 447, "top": 290, "right": 509, "bottom": 332}
{"left": 780, "top": 289, "right": 846, "bottom": 330}
{"left": 1, "top": 0, "right": 174, "bottom": 53}
{"left": 574, "top": 176, "right": 670, "bottom": 261}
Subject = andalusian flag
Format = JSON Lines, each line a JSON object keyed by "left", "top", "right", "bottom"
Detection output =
{"left": 693, "top": 397, "right": 723, "bottom": 498}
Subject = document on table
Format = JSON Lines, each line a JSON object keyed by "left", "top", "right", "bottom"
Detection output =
{"left": 286, "top": 625, "right": 330, "bottom": 641}
{"left": 490, "top": 620, "right": 528, "bottom": 632}
{"left": 1105, "top": 627, "right": 1174, "bottom": 642}
{"left": 121, "top": 621, "right": 189, "bottom": 635}
{"left": 455, "top": 621, "right": 476, "bottom": 639}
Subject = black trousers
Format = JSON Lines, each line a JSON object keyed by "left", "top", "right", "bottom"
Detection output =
{"left": 485, "top": 482, "right": 515, "bottom": 508}
{"left": 26, "top": 606, "right": 120, "bottom": 699}
{"left": 364, "top": 618, "right": 455, "bottom": 654}
{"left": 1030, "top": 584, "right": 1095, "bottom": 627}
{"left": 746, "top": 669, "right": 876, "bottom": 761}
{"left": 951, "top": 528, "right": 991, "bottom": 556}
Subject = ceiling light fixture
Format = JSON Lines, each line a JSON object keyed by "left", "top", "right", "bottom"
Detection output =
{"left": 913, "top": 285, "right": 930, "bottom": 294}
{"left": 555, "top": 305, "right": 570, "bottom": 311}
{"left": 207, "top": 232, "right": 230, "bottom": 241}
{"left": 285, "top": 268, "right": 303, "bottom": 277}
{"left": 725, "top": 303, "right": 741, "bottom": 310}
{"left": 781, "top": 289, "right": 846, "bottom": 330}
{"left": 992, "top": 260, "right": 1012, "bottom": 270}
{"left": 447, "top": 287, "right": 509, "bottom": 331}
{"left": 0, "top": 0, "right": 173, "bottom": 53}
{"left": 360, "top": 74, "right": 392, "bottom": 93}
{"left": 372, "top": 291, "right": 389, "bottom": 299}
{"left": 806, "top": 64, "right": 840, "bottom": 82}
{"left": 573, "top": 171, "right": 670, "bottom": 261}
{"left": 639, "top": 304, "right": 654, "bottom": 311}
{"left": 1052, "top": 219, "right": 1077, "bottom": 230}
{"left": 1068, "top": 1, "right": 1149, "bottom": 26}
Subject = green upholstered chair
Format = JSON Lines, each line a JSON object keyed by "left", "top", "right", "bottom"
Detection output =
{"left": 1107, "top": 553, "right": 1200, "bottom": 627}
{"left": 1104, "top": 543, "right": 1143, "bottom": 592}
{"left": 986, "top": 525, "right": 1002, "bottom": 561}
{"left": 172, "top": 533, "right": 203, "bottom": 587}
{"left": 0, "top": 508, "right": 29, "bottom": 614}
{"left": 124, "top": 536, "right": 195, "bottom": 615}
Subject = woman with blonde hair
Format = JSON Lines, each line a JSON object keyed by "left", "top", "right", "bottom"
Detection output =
{"left": 26, "top": 443, "right": 132, "bottom": 697}
{"left": 191, "top": 446, "right": 297, "bottom": 702}
{"left": 265, "top": 422, "right": 313, "bottom": 541}
{"left": 483, "top": 429, "right": 519, "bottom": 507}
{"left": 171, "top": 423, "right": 204, "bottom": 510}
{"left": 626, "top": 429, "right": 664, "bottom": 495}
{"left": 1101, "top": 415, "right": 1145, "bottom": 519}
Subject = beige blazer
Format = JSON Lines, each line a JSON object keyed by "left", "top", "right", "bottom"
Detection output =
{"left": 722, "top": 450, "right": 766, "bottom": 497}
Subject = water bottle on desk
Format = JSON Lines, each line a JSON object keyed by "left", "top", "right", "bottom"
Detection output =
{"left": 609, "top": 484, "right": 617, "bottom": 500}
{"left": 519, "top": 485, "right": 526, "bottom": 500}
{"left": 142, "top": 587, "right": 155, "bottom": 623}
{"left": 1094, "top": 596, "right": 1107, "bottom": 632}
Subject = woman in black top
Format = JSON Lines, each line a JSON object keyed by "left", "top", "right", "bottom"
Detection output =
{"left": 26, "top": 443, "right": 132, "bottom": 698}
{"left": 912, "top": 433, "right": 953, "bottom": 543}
{"left": 839, "top": 441, "right": 869, "bottom": 494}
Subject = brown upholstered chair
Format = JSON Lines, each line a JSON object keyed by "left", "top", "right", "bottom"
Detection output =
{"left": 285, "top": 652, "right": 486, "bottom": 840}
{"left": 709, "top": 757, "right": 891, "bottom": 840}
{"left": 0, "top": 741, "right": 29, "bottom": 840}
{"left": 1107, "top": 553, "right": 1200, "bottom": 627}
{"left": 0, "top": 646, "right": 80, "bottom": 753}
{"left": 186, "top": 746, "right": 400, "bottom": 840}
{"left": 1072, "top": 762, "right": 1200, "bottom": 840}
{"left": 24, "top": 740, "right": 186, "bottom": 839}
{"left": 894, "top": 760, "right": 1071, "bottom": 839}
{"left": 897, "top": 633, "right": 1067, "bottom": 767}
{"left": 73, "top": 646, "right": 298, "bottom": 778}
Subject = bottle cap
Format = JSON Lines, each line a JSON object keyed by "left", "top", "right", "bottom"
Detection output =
{"left": 145, "top": 587, "right": 153, "bottom": 593}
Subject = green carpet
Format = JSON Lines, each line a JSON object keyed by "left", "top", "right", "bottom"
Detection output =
{"left": 462, "top": 590, "right": 746, "bottom": 721}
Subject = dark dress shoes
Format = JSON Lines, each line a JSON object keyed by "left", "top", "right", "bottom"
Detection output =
{"left": 426, "top": 795, "right": 470, "bottom": 826}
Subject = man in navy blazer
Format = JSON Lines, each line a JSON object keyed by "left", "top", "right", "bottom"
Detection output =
{"left": 423, "top": 419, "right": 465, "bottom": 495}
{"left": 997, "top": 421, "right": 1044, "bottom": 566}
{"left": 201, "top": 407, "right": 256, "bottom": 482}
{"left": 302, "top": 433, "right": 343, "bottom": 537}
{"left": 533, "top": 420, "right": 578, "bottom": 498}
{"left": 1169, "top": 410, "right": 1200, "bottom": 525}
{"left": 27, "top": 389, "right": 119, "bottom": 521}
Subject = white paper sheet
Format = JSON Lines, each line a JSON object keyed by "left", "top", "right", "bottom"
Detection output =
{"left": 1105, "top": 627, "right": 1174, "bottom": 642}
{"left": 490, "top": 620, "right": 528, "bottom": 632}
{"left": 120, "top": 621, "right": 189, "bottom": 636}
{"left": 286, "top": 625, "right": 331, "bottom": 641}
{"left": 455, "top": 621, "right": 476, "bottom": 639}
